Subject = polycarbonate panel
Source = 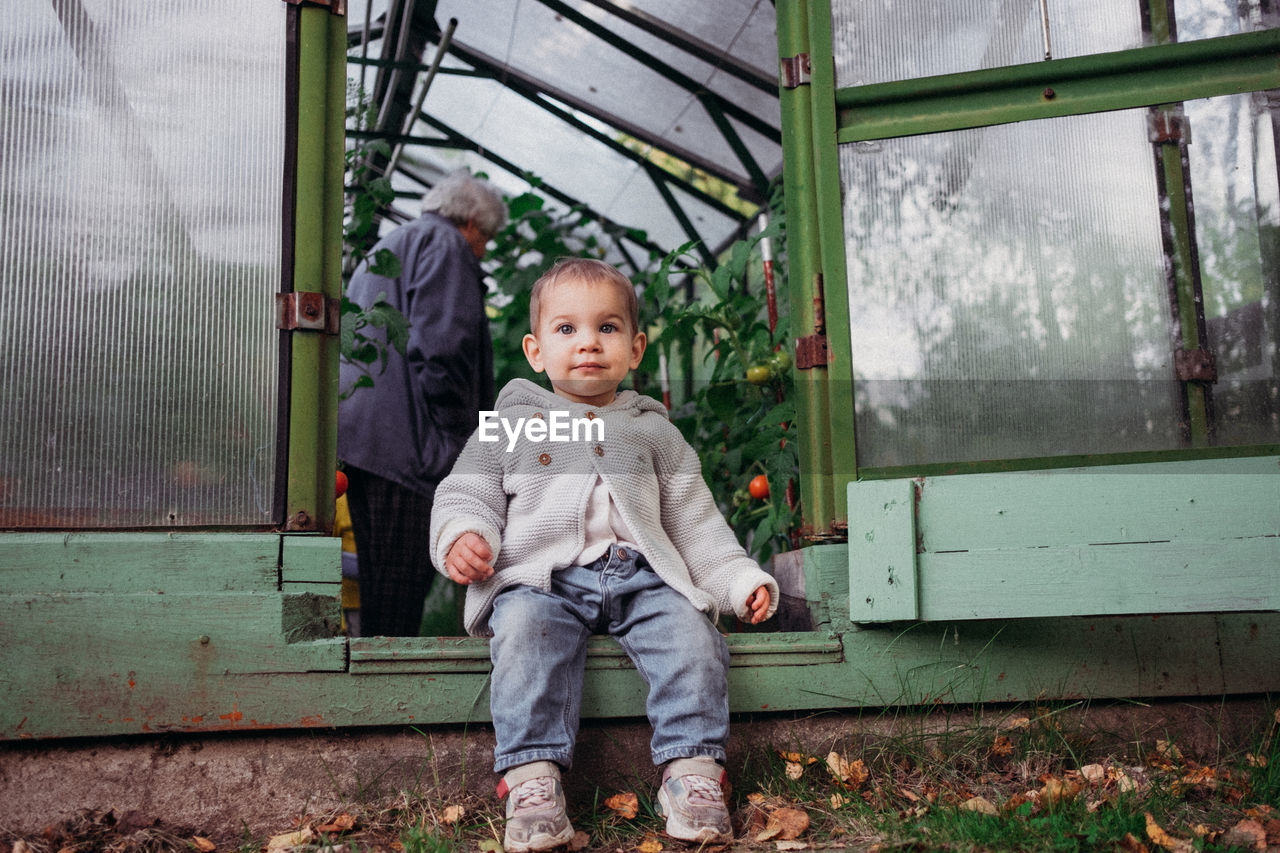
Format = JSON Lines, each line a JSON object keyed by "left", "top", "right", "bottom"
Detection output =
{"left": 0, "top": 1, "right": 285, "bottom": 527}
{"left": 362, "top": 64, "right": 743, "bottom": 258}
{"left": 841, "top": 109, "right": 1182, "bottom": 468}
{"left": 831, "top": 0, "right": 1143, "bottom": 88}
{"left": 1176, "top": 0, "right": 1279, "bottom": 41}
{"left": 350, "top": 0, "right": 781, "bottom": 189}
{"left": 1185, "top": 93, "right": 1280, "bottom": 446}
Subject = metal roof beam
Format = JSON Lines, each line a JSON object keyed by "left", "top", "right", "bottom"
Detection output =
{"left": 406, "top": 114, "right": 675, "bottom": 265}
{"left": 699, "top": 95, "right": 773, "bottom": 199}
{"left": 578, "top": 0, "right": 776, "bottom": 95}
{"left": 433, "top": 42, "right": 755, "bottom": 218}
{"left": 406, "top": 39, "right": 764, "bottom": 204}
{"left": 532, "top": 0, "right": 780, "bottom": 142}
{"left": 644, "top": 163, "right": 716, "bottom": 269}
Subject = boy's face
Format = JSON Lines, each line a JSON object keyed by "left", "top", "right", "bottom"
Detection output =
{"left": 522, "top": 276, "right": 646, "bottom": 406}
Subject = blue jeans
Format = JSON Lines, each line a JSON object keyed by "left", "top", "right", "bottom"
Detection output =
{"left": 488, "top": 545, "right": 731, "bottom": 773}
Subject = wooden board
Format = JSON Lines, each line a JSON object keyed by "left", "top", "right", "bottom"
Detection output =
{"left": 848, "top": 459, "right": 1280, "bottom": 623}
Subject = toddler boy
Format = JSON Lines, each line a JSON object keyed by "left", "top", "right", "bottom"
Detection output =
{"left": 430, "top": 258, "right": 777, "bottom": 851}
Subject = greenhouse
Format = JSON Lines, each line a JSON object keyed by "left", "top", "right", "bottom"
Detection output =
{"left": 1, "top": 0, "right": 1277, "bottom": 742}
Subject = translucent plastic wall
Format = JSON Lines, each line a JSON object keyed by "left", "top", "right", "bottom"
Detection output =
{"left": 833, "top": 0, "right": 1280, "bottom": 468}
{"left": 0, "top": 1, "right": 286, "bottom": 526}
{"left": 841, "top": 110, "right": 1182, "bottom": 467}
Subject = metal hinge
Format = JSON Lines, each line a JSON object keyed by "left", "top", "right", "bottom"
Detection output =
{"left": 282, "top": 0, "right": 346, "bottom": 15}
{"left": 795, "top": 334, "right": 829, "bottom": 369}
{"left": 780, "top": 53, "right": 811, "bottom": 89}
{"left": 796, "top": 272, "right": 828, "bottom": 369}
{"left": 1174, "top": 347, "right": 1217, "bottom": 383}
{"left": 276, "top": 292, "right": 340, "bottom": 335}
{"left": 1148, "top": 110, "right": 1191, "bottom": 145}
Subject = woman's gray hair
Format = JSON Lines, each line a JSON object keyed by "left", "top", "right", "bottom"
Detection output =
{"left": 421, "top": 171, "right": 508, "bottom": 238}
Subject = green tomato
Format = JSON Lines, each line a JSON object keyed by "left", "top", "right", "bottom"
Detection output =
{"left": 746, "top": 364, "right": 773, "bottom": 385}
{"left": 769, "top": 349, "right": 792, "bottom": 373}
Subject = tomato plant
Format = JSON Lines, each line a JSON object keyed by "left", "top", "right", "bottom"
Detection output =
{"left": 483, "top": 180, "right": 799, "bottom": 566}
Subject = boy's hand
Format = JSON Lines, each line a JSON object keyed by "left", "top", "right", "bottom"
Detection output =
{"left": 444, "top": 533, "right": 494, "bottom": 584}
{"left": 745, "top": 585, "right": 771, "bottom": 624}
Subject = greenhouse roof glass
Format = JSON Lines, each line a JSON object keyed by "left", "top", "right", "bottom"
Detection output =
{"left": 346, "top": 0, "right": 782, "bottom": 268}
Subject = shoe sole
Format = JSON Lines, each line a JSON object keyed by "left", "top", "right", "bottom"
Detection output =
{"left": 503, "top": 824, "right": 576, "bottom": 852}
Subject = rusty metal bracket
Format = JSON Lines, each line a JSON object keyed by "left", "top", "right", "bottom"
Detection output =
{"left": 282, "top": 0, "right": 346, "bottom": 15}
{"left": 1174, "top": 347, "right": 1218, "bottom": 383}
{"left": 780, "top": 53, "right": 811, "bottom": 89}
{"left": 1148, "top": 110, "right": 1191, "bottom": 145}
{"left": 276, "top": 292, "right": 340, "bottom": 335}
{"left": 795, "top": 334, "right": 829, "bottom": 370}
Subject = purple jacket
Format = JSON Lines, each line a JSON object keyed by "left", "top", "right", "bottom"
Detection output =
{"left": 338, "top": 212, "right": 494, "bottom": 495}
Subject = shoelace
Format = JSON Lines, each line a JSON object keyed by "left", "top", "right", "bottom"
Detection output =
{"left": 511, "top": 777, "right": 557, "bottom": 811}
{"left": 679, "top": 774, "right": 723, "bottom": 806}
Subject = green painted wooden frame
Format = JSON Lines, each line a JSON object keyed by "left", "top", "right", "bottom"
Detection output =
{"left": 847, "top": 456, "right": 1280, "bottom": 624}
{"left": 835, "top": 28, "right": 1280, "bottom": 144}
{"left": 284, "top": 4, "right": 346, "bottom": 535}
{"left": 785, "top": 0, "right": 1280, "bottom": 494}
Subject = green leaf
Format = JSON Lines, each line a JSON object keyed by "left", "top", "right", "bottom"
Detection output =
{"left": 367, "top": 248, "right": 401, "bottom": 278}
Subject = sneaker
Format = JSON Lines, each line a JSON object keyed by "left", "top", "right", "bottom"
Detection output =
{"left": 656, "top": 758, "right": 733, "bottom": 844}
{"left": 498, "top": 762, "right": 575, "bottom": 852}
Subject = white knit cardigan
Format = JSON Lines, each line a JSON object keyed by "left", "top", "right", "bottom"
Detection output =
{"left": 430, "top": 378, "right": 779, "bottom": 636}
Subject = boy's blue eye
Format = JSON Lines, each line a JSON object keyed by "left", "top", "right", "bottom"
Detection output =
{"left": 600, "top": 323, "right": 617, "bottom": 334}
{"left": 557, "top": 324, "right": 573, "bottom": 334}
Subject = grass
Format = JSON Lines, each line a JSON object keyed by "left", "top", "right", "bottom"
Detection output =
{"left": 4, "top": 703, "right": 1277, "bottom": 853}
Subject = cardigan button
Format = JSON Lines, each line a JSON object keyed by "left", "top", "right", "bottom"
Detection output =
{"left": 538, "top": 453, "right": 551, "bottom": 465}
{"left": 586, "top": 411, "right": 596, "bottom": 420}
{"left": 532, "top": 412, "right": 544, "bottom": 419}
{"left": 593, "top": 445, "right": 604, "bottom": 456}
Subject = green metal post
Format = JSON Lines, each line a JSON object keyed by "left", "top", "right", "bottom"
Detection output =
{"left": 777, "top": 0, "right": 837, "bottom": 537}
{"left": 1147, "top": 1, "right": 1212, "bottom": 447}
{"left": 286, "top": 5, "right": 345, "bottom": 533}
{"left": 807, "top": 0, "right": 857, "bottom": 528}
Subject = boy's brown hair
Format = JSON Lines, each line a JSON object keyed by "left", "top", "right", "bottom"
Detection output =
{"left": 529, "top": 258, "right": 640, "bottom": 335}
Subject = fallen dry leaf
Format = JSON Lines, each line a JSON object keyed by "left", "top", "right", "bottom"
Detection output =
{"left": 315, "top": 813, "right": 357, "bottom": 833}
{"left": 785, "top": 761, "right": 806, "bottom": 780}
{"left": 567, "top": 830, "right": 591, "bottom": 851}
{"left": 637, "top": 835, "right": 664, "bottom": 853}
{"left": 1220, "top": 819, "right": 1267, "bottom": 851}
{"left": 960, "top": 796, "right": 998, "bottom": 816}
{"left": 990, "top": 735, "right": 1014, "bottom": 757}
{"left": 1119, "top": 832, "right": 1149, "bottom": 852}
{"left": 266, "top": 827, "right": 314, "bottom": 851}
{"left": 604, "top": 791, "right": 639, "bottom": 820}
{"left": 1041, "top": 775, "right": 1081, "bottom": 807}
{"left": 1155, "top": 740, "right": 1184, "bottom": 763}
{"left": 1145, "top": 812, "right": 1194, "bottom": 853}
{"left": 440, "top": 805, "right": 465, "bottom": 825}
{"left": 478, "top": 840, "right": 503, "bottom": 853}
{"left": 829, "top": 792, "right": 849, "bottom": 809}
{"left": 756, "top": 807, "right": 810, "bottom": 842}
{"left": 1081, "top": 763, "right": 1106, "bottom": 783}
{"left": 192, "top": 836, "right": 217, "bottom": 852}
{"left": 13, "top": 841, "right": 33, "bottom": 853}
{"left": 775, "top": 841, "right": 811, "bottom": 851}
{"left": 1246, "top": 752, "right": 1268, "bottom": 768}
{"left": 1001, "top": 716, "right": 1031, "bottom": 731}
{"left": 826, "top": 752, "right": 869, "bottom": 788}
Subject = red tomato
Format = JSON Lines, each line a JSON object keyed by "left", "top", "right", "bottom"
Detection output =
{"left": 335, "top": 470, "right": 348, "bottom": 499}
{"left": 748, "top": 474, "right": 770, "bottom": 500}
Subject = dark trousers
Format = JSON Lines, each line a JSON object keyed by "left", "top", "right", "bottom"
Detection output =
{"left": 343, "top": 466, "right": 436, "bottom": 637}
